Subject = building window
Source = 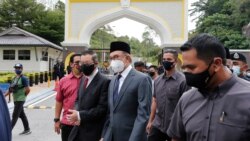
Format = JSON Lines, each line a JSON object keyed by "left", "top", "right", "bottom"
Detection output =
{"left": 3, "top": 50, "right": 15, "bottom": 60}
{"left": 41, "top": 51, "right": 48, "bottom": 61}
{"left": 18, "top": 50, "right": 30, "bottom": 60}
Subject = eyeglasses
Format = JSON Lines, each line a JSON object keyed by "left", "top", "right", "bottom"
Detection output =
{"left": 73, "top": 61, "right": 80, "bottom": 65}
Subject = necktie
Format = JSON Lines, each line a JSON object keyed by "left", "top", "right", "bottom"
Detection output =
{"left": 83, "top": 78, "right": 88, "bottom": 90}
{"left": 113, "top": 74, "right": 122, "bottom": 104}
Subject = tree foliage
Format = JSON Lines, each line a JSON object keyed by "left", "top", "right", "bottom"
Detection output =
{"left": 191, "top": 0, "right": 250, "bottom": 49}
{"left": 25, "top": 9, "right": 65, "bottom": 45}
{"left": 90, "top": 25, "right": 161, "bottom": 64}
{"left": 0, "top": 0, "right": 65, "bottom": 45}
{"left": 0, "top": 0, "right": 46, "bottom": 30}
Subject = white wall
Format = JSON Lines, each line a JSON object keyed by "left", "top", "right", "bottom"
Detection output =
{"left": 40, "top": 61, "right": 48, "bottom": 71}
{"left": 0, "top": 46, "right": 62, "bottom": 72}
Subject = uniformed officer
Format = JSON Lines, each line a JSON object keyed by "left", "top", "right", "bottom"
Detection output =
{"left": 167, "top": 33, "right": 250, "bottom": 141}
{"left": 230, "top": 52, "right": 250, "bottom": 81}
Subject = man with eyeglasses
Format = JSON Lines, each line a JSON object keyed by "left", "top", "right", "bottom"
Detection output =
{"left": 54, "top": 54, "right": 83, "bottom": 141}
{"left": 66, "top": 50, "right": 110, "bottom": 141}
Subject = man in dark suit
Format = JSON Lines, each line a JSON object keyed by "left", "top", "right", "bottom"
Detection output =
{"left": 67, "top": 50, "right": 110, "bottom": 141}
{"left": 101, "top": 41, "right": 152, "bottom": 141}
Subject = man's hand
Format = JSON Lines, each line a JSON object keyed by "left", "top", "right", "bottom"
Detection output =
{"left": 54, "top": 121, "right": 61, "bottom": 134}
{"left": 146, "top": 122, "right": 153, "bottom": 134}
{"left": 67, "top": 109, "right": 79, "bottom": 123}
{"left": 4, "top": 91, "right": 10, "bottom": 97}
{"left": 74, "top": 120, "right": 80, "bottom": 126}
{"left": 25, "top": 87, "right": 30, "bottom": 96}
{"left": 99, "top": 138, "right": 104, "bottom": 141}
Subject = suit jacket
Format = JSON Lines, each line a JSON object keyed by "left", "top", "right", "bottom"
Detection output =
{"left": 0, "top": 90, "right": 11, "bottom": 141}
{"left": 103, "top": 68, "right": 152, "bottom": 141}
{"left": 69, "top": 72, "right": 110, "bottom": 141}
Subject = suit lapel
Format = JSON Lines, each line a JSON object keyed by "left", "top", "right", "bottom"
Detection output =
{"left": 78, "top": 77, "right": 85, "bottom": 104}
{"left": 84, "top": 72, "right": 100, "bottom": 94}
{"left": 109, "top": 76, "right": 116, "bottom": 111}
{"left": 113, "top": 69, "right": 135, "bottom": 111}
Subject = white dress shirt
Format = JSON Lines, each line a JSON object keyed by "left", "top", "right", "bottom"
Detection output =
{"left": 118, "top": 65, "right": 132, "bottom": 93}
{"left": 77, "top": 68, "right": 98, "bottom": 121}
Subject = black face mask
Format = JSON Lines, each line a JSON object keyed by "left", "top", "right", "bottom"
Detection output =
{"left": 162, "top": 61, "right": 174, "bottom": 70}
{"left": 148, "top": 71, "right": 155, "bottom": 77}
{"left": 81, "top": 64, "right": 95, "bottom": 76}
{"left": 184, "top": 62, "right": 215, "bottom": 90}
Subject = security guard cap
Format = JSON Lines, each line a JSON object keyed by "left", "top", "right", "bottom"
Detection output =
{"left": 230, "top": 52, "right": 247, "bottom": 63}
{"left": 14, "top": 63, "right": 23, "bottom": 68}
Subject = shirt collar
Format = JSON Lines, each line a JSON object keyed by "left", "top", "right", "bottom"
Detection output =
{"left": 85, "top": 68, "right": 98, "bottom": 80}
{"left": 163, "top": 70, "right": 177, "bottom": 80}
{"left": 120, "top": 65, "right": 132, "bottom": 79}
{"left": 69, "top": 73, "right": 83, "bottom": 79}
{"left": 217, "top": 74, "right": 236, "bottom": 95}
{"left": 199, "top": 74, "right": 236, "bottom": 99}
{"left": 240, "top": 75, "right": 250, "bottom": 81}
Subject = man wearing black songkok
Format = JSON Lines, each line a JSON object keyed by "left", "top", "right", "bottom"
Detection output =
{"left": 101, "top": 41, "right": 152, "bottom": 141}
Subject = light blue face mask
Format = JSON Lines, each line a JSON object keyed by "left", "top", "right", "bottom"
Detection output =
{"left": 247, "top": 72, "right": 250, "bottom": 77}
{"left": 232, "top": 66, "right": 241, "bottom": 76}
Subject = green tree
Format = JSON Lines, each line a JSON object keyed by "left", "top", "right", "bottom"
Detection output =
{"left": 191, "top": 0, "right": 250, "bottom": 49}
{"left": 25, "top": 9, "right": 65, "bottom": 45}
{"left": 55, "top": 0, "right": 65, "bottom": 12}
{"left": 130, "top": 37, "right": 143, "bottom": 57}
{"left": 90, "top": 25, "right": 161, "bottom": 64}
{"left": 90, "top": 26, "right": 117, "bottom": 49}
{"left": 141, "top": 26, "right": 160, "bottom": 64}
{"left": 0, "top": 0, "right": 65, "bottom": 45}
{"left": 0, "top": 0, "right": 46, "bottom": 31}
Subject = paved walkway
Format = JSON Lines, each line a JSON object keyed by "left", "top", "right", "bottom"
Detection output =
{"left": 6, "top": 80, "right": 57, "bottom": 111}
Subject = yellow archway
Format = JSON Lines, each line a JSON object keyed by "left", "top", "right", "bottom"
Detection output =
{"left": 178, "top": 54, "right": 183, "bottom": 64}
{"left": 64, "top": 52, "right": 75, "bottom": 72}
{"left": 62, "top": 0, "right": 188, "bottom": 48}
